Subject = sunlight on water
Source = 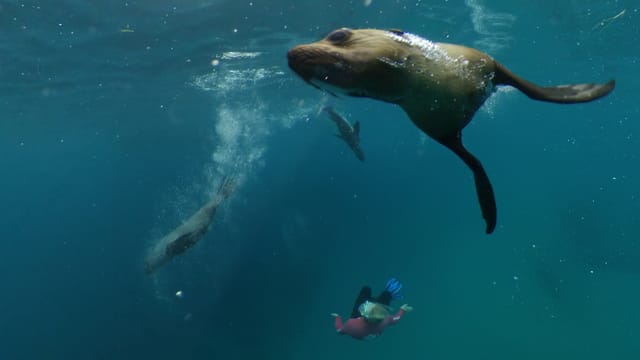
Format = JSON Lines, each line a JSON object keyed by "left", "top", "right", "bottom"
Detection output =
{"left": 280, "top": 210, "right": 310, "bottom": 262}
{"left": 465, "top": 0, "right": 516, "bottom": 54}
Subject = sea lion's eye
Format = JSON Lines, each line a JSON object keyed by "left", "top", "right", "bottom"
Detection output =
{"left": 327, "top": 29, "right": 351, "bottom": 43}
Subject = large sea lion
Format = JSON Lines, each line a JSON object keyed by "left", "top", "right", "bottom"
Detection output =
{"left": 144, "top": 177, "right": 235, "bottom": 274}
{"left": 322, "top": 106, "right": 365, "bottom": 161}
{"left": 287, "top": 28, "right": 615, "bottom": 234}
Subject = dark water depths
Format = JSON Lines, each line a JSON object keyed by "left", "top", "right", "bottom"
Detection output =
{"left": 1, "top": 1, "right": 639, "bottom": 359}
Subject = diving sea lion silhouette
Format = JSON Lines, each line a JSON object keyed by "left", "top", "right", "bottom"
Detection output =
{"left": 322, "top": 106, "right": 365, "bottom": 162}
{"left": 145, "top": 177, "right": 235, "bottom": 273}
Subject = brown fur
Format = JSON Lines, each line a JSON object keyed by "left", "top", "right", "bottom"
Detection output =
{"left": 288, "top": 28, "right": 614, "bottom": 233}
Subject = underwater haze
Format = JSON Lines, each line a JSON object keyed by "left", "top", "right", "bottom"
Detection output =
{"left": 1, "top": 0, "right": 639, "bottom": 359}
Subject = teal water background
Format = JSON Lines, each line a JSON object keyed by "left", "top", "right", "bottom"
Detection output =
{"left": 1, "top": 0, "right": 639, "bottom": 359}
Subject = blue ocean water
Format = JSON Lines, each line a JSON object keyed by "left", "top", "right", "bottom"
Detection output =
{"left": 1, "top": 0, "right": 639, "bottom": 359}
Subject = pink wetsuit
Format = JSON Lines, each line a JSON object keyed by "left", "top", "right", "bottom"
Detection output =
{"left": 334, "top": 308, "right": 406, "bottom": 340}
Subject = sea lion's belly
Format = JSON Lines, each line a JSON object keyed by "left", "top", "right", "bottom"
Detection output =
{"left": 399, "top": 57, "right": 494, "bottom": 139}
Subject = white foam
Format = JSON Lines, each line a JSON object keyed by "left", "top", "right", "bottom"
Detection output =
{"left": 478, "top": 86, "right": 515, "bottom": 118}
{"left": 384, "top": 31, "right": 493, "bottom": 86}
{"left": 192, "top": 67, "right": 286, "bottom": 93}
{"left": 385, "top": 31, "right": 451, "bottom": 62}
{"left": 191, "top": 51, "right": 318, "bottom": 195}
{"left": 206, "top": 103, "right": 270, "bottom": 192}
{"left": 220, "top": 51, "right": 263, "bottom": 60}
{"left": 146, "top": 51, "right": 317, "bottom": 298}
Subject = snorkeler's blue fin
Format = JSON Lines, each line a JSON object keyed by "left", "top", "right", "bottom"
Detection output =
{"left": 375, "top": 278, "right": 404, "bottom": 305}
{"left": 384, "top": 277, "right": 403, "bottom": 300}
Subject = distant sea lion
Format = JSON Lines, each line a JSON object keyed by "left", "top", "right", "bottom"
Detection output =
{"left": 322, "top": 106, "right": 365, "bottom": 161}
{"left": 144, "top": 177, "right": 235, "bottom": 274}
{"left": 287, "top": 28, "right": 615, "bottom": 234}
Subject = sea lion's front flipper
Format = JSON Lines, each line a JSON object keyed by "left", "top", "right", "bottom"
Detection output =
{"left": 494, "top": 62, "right": 615, "bottom": 104}
{"left": 353, "top": 121, "right": 361, "bottom": 136}
{"left": 438, "top": 132, "right": 497, "bottom": 234}
{"left": 166, "top": 232, "right": 197, "bottom": 256}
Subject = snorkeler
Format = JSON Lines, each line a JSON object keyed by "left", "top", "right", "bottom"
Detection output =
{"left": 144, "top": 176, "right": 235, "bottom": 274}
{"left": 331, "top": 278, "right": 413, "bottom": 340}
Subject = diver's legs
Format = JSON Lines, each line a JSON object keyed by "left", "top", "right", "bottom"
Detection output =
{"left": 351, "top": 286, "right": 372, "bottom": 318}
{"left": 375, "top": 291, "right": 393, "bottom": 306}
{"left": 378, "top": 278, "right": 403, "bottom": 305}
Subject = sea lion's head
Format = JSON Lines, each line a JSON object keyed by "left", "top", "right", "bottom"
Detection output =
{"left": 287, "top": 28, "right": 413, "bottom": 103}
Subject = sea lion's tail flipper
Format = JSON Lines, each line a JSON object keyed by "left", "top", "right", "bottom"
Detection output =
{"left": 319, "top": 105, "right": 332, "bottom": 115}
{"left": 494, "top": 62, "right": 615, "bottom": 104}
{"left": 217, "top": 176, "right": 236, "bottom": 199}
{"left": 438, "top": 132, "right": 497, "bottom": 234}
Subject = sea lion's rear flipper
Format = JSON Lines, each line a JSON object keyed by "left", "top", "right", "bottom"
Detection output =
{"left": 494, "top": 62, "right": 615, "bottom": 104}
{"left": 217, "top": 176, "right": 236, "bottom": 199}
{"left": 319, "top": 105, "right": 332, "bottom": 115}
{"left": 353, "top": 121, "right": 361, "bottom": 136}
{"left": 438, "top": 132, "right": 497, "bottom": 234}
{"left": 351, "top": 286, "right": 372, "bottom": 318}
{"left": 166, "top": 232, "right": 197, "bottom": 256}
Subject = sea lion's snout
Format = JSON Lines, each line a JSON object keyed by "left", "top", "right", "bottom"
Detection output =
{"left": 287, "top": 45, "right": 313, "bottom": 81}
{"left": 287, "top": 33, "right": 407, "bottom": 101}
{"left": 287, "top": 44, "right": 354, "bottom": 90}
{"left": 287, "top": 28, "right": 354, "bottom": 80}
